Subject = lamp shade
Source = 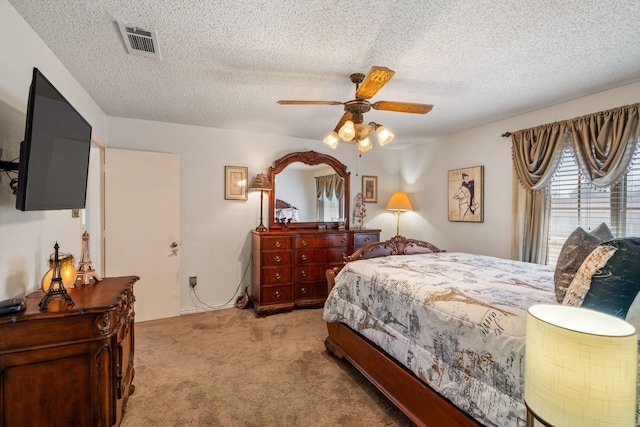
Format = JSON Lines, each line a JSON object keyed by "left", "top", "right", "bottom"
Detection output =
{"left": 249, "top": 173, "right": 272, "bottom": 191}
{"left": 386, "top": 192, "right": 413, "bottom": 211}
{"left": 525, "top": 304, "right": 637, "bottom": 427}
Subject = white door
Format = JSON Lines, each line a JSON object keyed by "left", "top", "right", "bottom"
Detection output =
{"left": 104, "top": 148, "right": 181, "bottom": 322}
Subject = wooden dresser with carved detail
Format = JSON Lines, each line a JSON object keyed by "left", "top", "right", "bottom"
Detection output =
{"left": 251, "top": 229, "right": 379, "bottom": 316}
{"left": 0, "top": 276, "right": 138, "bottom": 427}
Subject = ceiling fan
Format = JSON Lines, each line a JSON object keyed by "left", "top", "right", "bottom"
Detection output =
{"left": 278, "top": 66, "right": 433, "bottom": 154}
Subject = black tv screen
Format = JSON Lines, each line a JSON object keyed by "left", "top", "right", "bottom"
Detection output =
{"left": 15, "top": 68, "right": 92, "bottom": 211}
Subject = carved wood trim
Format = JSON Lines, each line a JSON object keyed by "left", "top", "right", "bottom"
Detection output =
{"left": 346, "top": 235, "right": 443, "bottom": 262}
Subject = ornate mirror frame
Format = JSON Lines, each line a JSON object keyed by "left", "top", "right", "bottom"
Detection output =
{"left": 268, "top": 151, "right": 350, "bottom": 230}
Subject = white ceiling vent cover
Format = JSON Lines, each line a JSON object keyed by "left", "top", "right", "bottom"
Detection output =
{"left": 116, "top": 20, "right": 161, "bottom": 60}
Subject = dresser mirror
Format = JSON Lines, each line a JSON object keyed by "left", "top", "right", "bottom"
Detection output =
{"left": 268, "top": 151, "right": 350, "bottom": 230}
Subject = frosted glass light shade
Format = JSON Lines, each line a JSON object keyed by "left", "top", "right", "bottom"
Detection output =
{"left": 358, "top": 137, "right": 372, "bottom": 152}
{"left": 338, "top": 120, "right": 355, "bottom": 141}
{"left": 323, "top": 131, "right": 339, "bottom": 149}
{"left": 525, "top": 304, "right": 637, "bottom": 427}
{"left": 42, "top": 253, "right": 77, "bottom": 291}
{"left": 376, "top": 126, "right": 394, "bottom": 146}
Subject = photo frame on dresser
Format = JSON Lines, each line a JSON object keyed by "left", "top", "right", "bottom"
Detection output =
{"left": 362, "top": 175, "right": 378, "bottom": 203}
{"left": 448, "top": 166, "right": 484, "bottom": 222}
{"left": 224, "top": 166, "right": 248, "bottom": 200}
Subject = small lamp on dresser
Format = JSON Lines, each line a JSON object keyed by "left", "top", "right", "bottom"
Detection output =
{"left": 524, "top": 304, "right": 637, "bottom": 427}
{"left": 250, "top": 173, "right": 273, "bottom": 232}
{"left": 386, "top": 192, "right": 413, "bottom": 236}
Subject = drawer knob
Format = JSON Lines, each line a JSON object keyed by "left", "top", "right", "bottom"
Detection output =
{"left": 274, "top": 255, "right": 281, "bottom": 262}
{"left": 364, "top": 237, "right": 370, "bottom": 243}
{"left": 300, "top": 288, "right": 307, "bottom": 294}
{"left": 300, "top": 254, "right": 307, "bottom": 261}
{"left": 301, "top": 240, "right": 307, "bottom": 246}
{"left": 274, "top": 273, "right": 281, "bottom": 280}
{"left": 341, "top": 252, "right": 347, "bottom": 258}
{"left": 274, "top": 291, "right": 281, "bottom": 298}
{"left": 300, "top": 271, "right": 307, "bottom": 277}
{"left": 341, "top": 238, "right": 347, "bottom": 243}
{"left": 274, "top": 240, "right": 281, "bottom": 248}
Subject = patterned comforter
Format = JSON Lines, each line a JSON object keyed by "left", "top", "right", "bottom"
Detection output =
{"left": 323, "top": 252, "right": 557, "bottom": 427}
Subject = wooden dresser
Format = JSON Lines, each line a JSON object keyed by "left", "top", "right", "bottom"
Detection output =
{"left": 251, "top": 229, "right": 379, "bottom": 316}
{"left": 0, "top": 276, "right": 138, "bottom": 427}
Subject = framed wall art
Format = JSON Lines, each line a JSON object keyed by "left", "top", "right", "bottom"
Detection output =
{"left": 362, "top": 175, "right": 378, "bottom": 203}
{"left": 448, "top": 166, "right": 484, "bottom": 222}
{"left": 225, "top": 166, "right": 248, "bottom": 200}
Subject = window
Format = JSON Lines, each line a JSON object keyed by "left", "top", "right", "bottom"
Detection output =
{"left": 320, "top": 193, "right": 340, "bottom": 222}
{"left": 546, "top": 143, "right": 640, "bottom": 265}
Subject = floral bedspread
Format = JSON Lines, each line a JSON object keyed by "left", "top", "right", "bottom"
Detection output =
{"left": 323, "top": 252, "right": 557, "bottom": 427}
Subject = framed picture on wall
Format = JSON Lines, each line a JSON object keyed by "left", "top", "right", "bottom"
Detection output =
{"left": 448, "top": 166, "right": 484, "bottom": 222}
{"left": 225, "top": 166, "right": 248, "bottom": 200}
{"left": 362, "top": 175, "right": 378, "bottom": 203}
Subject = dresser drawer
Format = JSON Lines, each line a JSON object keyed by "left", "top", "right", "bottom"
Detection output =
{"left": 261, "top": 266, "right": 292, "bottom": 284}
{"left": 294, "top": 264, "right": 332, "bottom": 282}
{"left": 295, "top": 281, "right": 327, "bottom": 300}
{"left": 355, "top": 233, "right": 377, "bottom": 248}
{"left": 262, "top": 251, "right": 292, "bottom": 266}
{"left": 262, "top": 285, "right": 293, "bottom": 304}
{"left": 294, "top": 234, "right": 352, "bottom": 249}
{"left": 261, "top": 236, "right": 292, "bottom": 250}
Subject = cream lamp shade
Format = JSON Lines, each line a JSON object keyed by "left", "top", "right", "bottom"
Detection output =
{"left": 524, "top": 304, "right": 637, "bottom": 427}
{"left": 386, "top": 192, "right": 413, "bottom": 236}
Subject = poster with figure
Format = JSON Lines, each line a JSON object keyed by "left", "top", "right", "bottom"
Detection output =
{"left": 448, "top": 166, "right": 484, "bottom": 222}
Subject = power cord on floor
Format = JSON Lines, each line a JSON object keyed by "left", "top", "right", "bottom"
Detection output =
{"left": 189, "top": 254, "right": 252, "bottom": 311}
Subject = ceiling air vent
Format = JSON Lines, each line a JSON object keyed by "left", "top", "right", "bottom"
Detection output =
{"left": 116, "top": 20, "right": 161, "bottom": 60}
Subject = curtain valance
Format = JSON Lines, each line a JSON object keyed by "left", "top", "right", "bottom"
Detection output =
{"left": 511, "top": 103, "right": 640, "bottom": 191}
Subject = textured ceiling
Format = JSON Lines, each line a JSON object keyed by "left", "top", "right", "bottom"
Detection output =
{"left": 8, "top": 0, "right": 640, "bottom": 147}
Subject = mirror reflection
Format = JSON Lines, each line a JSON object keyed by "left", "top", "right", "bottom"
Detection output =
{"left": 274, "top": 163, "right": 345, "bottom": 223}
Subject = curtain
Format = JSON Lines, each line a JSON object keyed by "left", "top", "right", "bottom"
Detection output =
{"left": 510, "top": 103, "right": 640, "bottom": 263}
{"left": 570, "top": 104, "right": 640, "bottom": 187}
{"left": 316, "top": 174, "right": 343, "bottom": 220}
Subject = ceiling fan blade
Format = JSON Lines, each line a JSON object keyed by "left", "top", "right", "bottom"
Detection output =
{"left": 333, "top": 113, "right": 353, "bottom": 132}
{"left": 371, "top": 101, "right": 433, "bottom": 114}
{"left": 355, "top": 66, "right": 395, "bottom": 99}
{"left": 277, "top": 100, "right": 343, "bottom": 105}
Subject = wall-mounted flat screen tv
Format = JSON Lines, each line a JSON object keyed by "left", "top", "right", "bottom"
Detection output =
{"left": 15, "top": 67, "right": 92, "bottom": 211}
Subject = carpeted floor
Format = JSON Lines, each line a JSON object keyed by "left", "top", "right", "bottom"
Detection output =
{"left": 121, "top": 307, "right": 415, "bottom": 427}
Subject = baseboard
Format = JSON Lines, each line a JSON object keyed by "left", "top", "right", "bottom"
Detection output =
{"left": 180, "top": 303, "right": 235, "bottom": 315}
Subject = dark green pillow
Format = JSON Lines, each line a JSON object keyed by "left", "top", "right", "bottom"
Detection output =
{"left": 582, "top": 237, "right": 640, "bottom": 318}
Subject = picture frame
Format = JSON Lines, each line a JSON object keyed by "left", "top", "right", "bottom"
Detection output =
{"left": 224, "top": 166, "right": 248, "bottom": 200}
{"left": 448, "top": 166, "right": 484, "bottom": 222}
{"left": 362, "top": 175, "right": 378, "bottom": 203}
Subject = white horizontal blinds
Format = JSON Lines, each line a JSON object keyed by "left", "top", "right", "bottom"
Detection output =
{"left": 547, "top": 142, "right": 640, "bottom": 265}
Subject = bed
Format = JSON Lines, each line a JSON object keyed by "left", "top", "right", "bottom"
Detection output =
{"left": 323, "top": 234, "right": 640, "bottom": 427}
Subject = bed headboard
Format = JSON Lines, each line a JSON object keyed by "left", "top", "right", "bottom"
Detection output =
{"left": 345, "top": 235, "right": 443, "bottom": 262}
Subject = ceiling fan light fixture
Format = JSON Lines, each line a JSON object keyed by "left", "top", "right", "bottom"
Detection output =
{"left": 338, "top": 120, "right": 355, "bottom": 141}
{"left": 375, "top": 125, "right": 394, "bottom": 146}
{"left": 323, "top": 131, "right": 339, "bottom": 149}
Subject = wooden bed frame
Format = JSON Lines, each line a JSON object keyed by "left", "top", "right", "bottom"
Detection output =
{"left": 325, "top": 236, "right": 481, "bottom": 427}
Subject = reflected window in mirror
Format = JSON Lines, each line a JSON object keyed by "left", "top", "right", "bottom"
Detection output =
{"left": 316, "top": 174, "right": 345, "bottom": 222}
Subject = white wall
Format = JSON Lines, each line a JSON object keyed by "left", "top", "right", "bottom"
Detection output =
{"left": 0, "top": 1, "right": 107, "bottom": 301}
{"left": 400, "top": 82, "right": 640, "bottom": 259}
{"left": 106, "top": 117, "right": 402, "bottom": 313}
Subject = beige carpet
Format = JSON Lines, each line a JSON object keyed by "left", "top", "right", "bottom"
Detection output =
{"left": 121, "top": 307, "right": 415, "bottom": 427}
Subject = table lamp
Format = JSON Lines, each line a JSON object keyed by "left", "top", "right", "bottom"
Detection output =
{"left": 386, "top": 191, "right": 413, "bottom": 236}
{"left": 250, "top": 173, "right": 272, "bottom": 232}
{"left": 525, "top": 304, "right": 637, "bottom": 427}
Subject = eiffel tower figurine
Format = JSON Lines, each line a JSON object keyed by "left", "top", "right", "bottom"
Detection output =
{"left": 39, "top": 242, "right": 75, "bottom": 310}
{"left": 77, "top": 231, "right": 101, "bottom": 285}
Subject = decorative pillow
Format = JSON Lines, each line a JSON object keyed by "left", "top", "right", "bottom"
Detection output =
{"left": 562, "top": 244, "right": 617, "bottom": 307}
{"left": 589, "top": 222, "right": 615, "bottom": 241}
{"left": 582, "top": 237, "right": 640, "bottom": 318}
{"left": 553, "top": 224, "right": 614, "bottom": 302}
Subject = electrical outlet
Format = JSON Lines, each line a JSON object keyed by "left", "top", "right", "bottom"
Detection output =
{"left": 189, "top": 276, "right": 197, "bottom": 288}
